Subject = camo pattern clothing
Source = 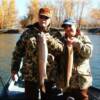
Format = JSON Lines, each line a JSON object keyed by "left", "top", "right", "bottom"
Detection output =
{"left": 60, "top": 34, "right": 93, "bottom": 89}
{"left": 11, "top": 22, "right": 63, "bottom": 84}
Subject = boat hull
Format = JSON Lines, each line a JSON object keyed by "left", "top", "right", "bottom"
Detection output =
{"left": 0, "top": 78, "right": 100, "bottom": 100}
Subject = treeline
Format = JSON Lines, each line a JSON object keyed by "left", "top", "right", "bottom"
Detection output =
{"left": 0, "top": 0, "right": 100, "bottom": 29}
{"left": 0, "top": 0, "right": 17, "bottom": 29}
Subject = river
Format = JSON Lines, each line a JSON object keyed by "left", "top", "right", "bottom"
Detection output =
{"left": 0, "top": 33, "right": 100, "bottom": 91}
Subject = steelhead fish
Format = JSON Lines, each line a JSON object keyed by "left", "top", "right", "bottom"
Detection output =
{"left": 38, "top": 32, "right": 48, "bottom": 92}
{"left": 66, "top": 45, "right": 73, "bottom": 88}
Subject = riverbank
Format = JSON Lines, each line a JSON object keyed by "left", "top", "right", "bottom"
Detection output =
{"left": 0, "top": 29, "right": 19, "bottom": 34}
{"left": 0, "top": 28, "right": 100, "bottom": 34}
{"left": 87, "top": 28, "right": 100, "bottom": 35}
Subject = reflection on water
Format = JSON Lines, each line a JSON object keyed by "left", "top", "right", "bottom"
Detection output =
{"left": 0, "top": 33, "right": 100, "bottom": 89}
{"left": 0, "top": 34, "right": 20, "bottom": 83}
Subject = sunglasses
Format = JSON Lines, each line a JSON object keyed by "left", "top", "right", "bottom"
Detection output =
{"left": 39, "top": 15, "right": 50, "bottom": 20}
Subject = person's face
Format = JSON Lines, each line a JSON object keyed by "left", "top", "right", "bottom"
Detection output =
{"left": 38, "top": 15, "right": 51, "bottom": 28}
{"left": 64, "top": 24, "right": 76, "bottom": 37}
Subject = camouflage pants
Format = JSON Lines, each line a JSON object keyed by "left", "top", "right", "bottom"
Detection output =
{"left": 25, "top": 81, "right": 40, "bottom": 100}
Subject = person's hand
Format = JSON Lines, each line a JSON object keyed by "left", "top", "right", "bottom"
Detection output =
{"left": 45, "top": 33, "right": 51, "bottom": 40}
{"left": 38, "top": 32, "right": 47, "bottom": 43}
{"left": 71, "top": 37, "right": 79, "bottom": 43}
{"left": 72, "top": 37, "right": 81, "bottom": 51}
{"left": 11, "top": 71, "right": 17, "bottom": 81}
{"left": 67, "top": 37, "right": 74, "bottom": 47}
{"left": 67, "top": 37, "right": 80, "bottom": 47}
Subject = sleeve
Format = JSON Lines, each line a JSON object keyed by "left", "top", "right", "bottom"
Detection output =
{"left": 47, "top": 33, "right": 63, "bottom": 55}
{"left": 11, "top": 33, "right": 26, "bottom": 73}
{"left": 74, "top": 35, "right": 93, "bottom": 58}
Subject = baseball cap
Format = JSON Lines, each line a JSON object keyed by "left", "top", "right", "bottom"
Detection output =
{"left": 62, "top": 18, "right": 77, "bottom": 27}
{"left": 39, "top": 7, "right": 52, "bottom": 18}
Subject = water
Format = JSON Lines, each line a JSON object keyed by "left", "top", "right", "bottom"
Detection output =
{"left": 0, "top": 34, "right": 20, "bottom": 93}
{"left": 89, "top": 35, "right": 100, "bottom": 88}
{"left": 0, "top": 33, "right": 100, "bottom": 91}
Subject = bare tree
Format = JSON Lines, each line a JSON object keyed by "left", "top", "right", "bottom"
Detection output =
{"left": 19, "top": 0, "right": 39, "bottom": 27}
{"left": 90, "top": 8, "right": 100, "bottom": 27}
{"left": 0, "top": 6, "right": 3, "bottom": 28}
{"left": 90, "top": 8, "right": 100, "bottom": 20}
{"left": 8, "top": 0, "right": 17, "bottom": 28}
{"left": 28, "top": 0, "right": 39, "bottom": 24}
{"left": 0, "top": 0, "right": 17, "bottom": 29}
{"left": 42, "top": 0, "right": 66, "bottom": 27}
{"left": 64, "top": 0, "right": 74, "bottom": 18}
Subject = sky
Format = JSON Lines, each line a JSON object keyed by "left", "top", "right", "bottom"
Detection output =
{"left": 15, "top": 0, "right": 30, "bottom": 17}
{"left": 15, "top": 0, "right": 100, "bottom": 18}
{"left": 0, "top": 0, "right": 100, "bottom": 18}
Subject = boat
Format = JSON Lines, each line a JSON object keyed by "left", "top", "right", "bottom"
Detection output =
{"left": 0, "top": 75, "right": 25, "bottom": 100}
{"left": 0, "top": 74, "right": 100, "bottom": 100}
{"left": 0, "top": 61, "right": 100, "bottom": 100}
{"left": 89, "top": 86, "right": 100, "bottom": 100}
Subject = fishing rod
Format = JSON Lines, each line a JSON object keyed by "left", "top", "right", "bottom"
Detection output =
{"left": 78, "top": 0, "right": 85, "bottom": 29}
{"left": 0, "top": 76, "right": 5, "bottom": 88}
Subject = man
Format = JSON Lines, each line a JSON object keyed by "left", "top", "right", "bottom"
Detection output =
{"left": 61, "top": 18, "right": 93, "bottom": 100}
{"left": 11, "top": 7, "right": 63, "bottom": 100}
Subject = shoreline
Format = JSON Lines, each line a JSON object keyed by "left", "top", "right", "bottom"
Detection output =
{"left": 0, "top": 29, "right": 19, "bottom": 34}
{"left": 0, "top": 28, "right": 100, "bottom": 35}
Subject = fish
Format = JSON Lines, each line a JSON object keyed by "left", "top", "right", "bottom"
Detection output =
{"left": 66, "top": 45, "right": 73, "bottom": 88}
{"left": 38, "top": 32, "right": 48, "bottom": 92}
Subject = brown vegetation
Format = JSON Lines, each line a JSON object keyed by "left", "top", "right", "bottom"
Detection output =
{"left": 20, "top": 0, "right": 39, "bottom": 28}
{"left": 90, "top": 9, "right": 100, "bottom": 27}
{"left": 20, "top": 0, "right": 100, "bottom": 28}
{"left": 0, "top": 0, "right": 100, "bottom": 29}
{"left": 0, "top": 0, "right": 17, "bottom": 29}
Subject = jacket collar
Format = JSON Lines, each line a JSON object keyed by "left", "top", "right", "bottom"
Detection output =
{"left": 33, "top": 22, "right": 50, "bottom": 33}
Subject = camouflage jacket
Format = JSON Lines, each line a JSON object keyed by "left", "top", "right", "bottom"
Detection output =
{"left": 11, "top": 22, "right": 63, "bottom": 83}
{"left": 60, "top": 34, "right": 93, "bottom": 89}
